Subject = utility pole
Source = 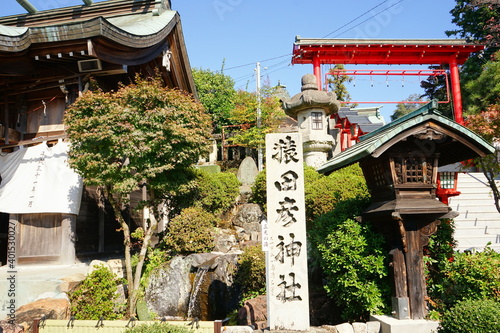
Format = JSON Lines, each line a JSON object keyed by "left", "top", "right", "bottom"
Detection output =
{"left": 256, "top": 62, "right": 263, "bottom": 171}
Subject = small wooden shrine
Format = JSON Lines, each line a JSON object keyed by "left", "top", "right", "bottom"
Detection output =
{"left": 317, "top": 101, "right": 495, "bottom": 319}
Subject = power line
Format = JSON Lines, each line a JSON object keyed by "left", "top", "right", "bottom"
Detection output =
{"left": 331, "top": 0, "right": 404, "bottom": 38}
{"left": 322, "top": 0, "right": 390, "bottom": 38}
{"left": 223, "top": 53, "right": 291, "bottom": 72}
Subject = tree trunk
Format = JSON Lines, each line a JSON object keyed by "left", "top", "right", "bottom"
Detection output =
{"left": 106, "top": 189, "right": 135, "bottom": 318}
{"left": 479, "top": 157, "right": 500, "bottom": 214}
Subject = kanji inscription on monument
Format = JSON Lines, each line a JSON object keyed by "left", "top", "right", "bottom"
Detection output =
{"left": 266, "top": 133, "right": 310, "bottom": 330}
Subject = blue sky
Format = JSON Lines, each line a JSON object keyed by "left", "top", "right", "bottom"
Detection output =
{"left": 2, "top": 0, "right": 461, "bottom": 121}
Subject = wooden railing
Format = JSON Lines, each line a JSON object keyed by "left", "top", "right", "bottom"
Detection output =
{"left": 32, "top": 318, "right": 223, "bottom": 333}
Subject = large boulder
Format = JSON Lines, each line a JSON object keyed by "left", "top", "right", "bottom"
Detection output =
{"left": 237, "top": 295, "right": 267, "bottom": 329}
{"left": 0, "top": 320, "right": 24, "bottom": 333}
{"left": 146, "top": 254, "right": 241, "bottom": 321}
{"left": 146, "top": 256, "right": 193, "bottom": 319}
{"left": 15, "top": 298, "right": 69, "bottom": 332}
{"left": 58, "top": 273, "right": 86, "bottom": 293}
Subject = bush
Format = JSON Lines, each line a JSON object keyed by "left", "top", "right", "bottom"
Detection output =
{"left": 162, "top": 207, "right": 217, "bottom": 255}
{"left": 124, "top": 322, "right": 192, "bottom": 333}
{"left": 235, "top": 245, "right": 266, "bottom": 300}
{"left": 69, "top": 265, "right": 125, "bottom": 320}
{"left": 171, "top": 169, "right": 240, "bottom": 218}
{"left": 308, "top": 165, "right": 389, "bottom": 322}
{"left": 430, "top": 246, "right": 500, "bottom": 310}
{"left": 305, "top": 164, "right": 368, "bottom": 222}
{"left": 195, "top": 171, "right": 240, "bottom": 215}
{"left": 314, "top": 212, "right": 390, "bottom": 322}
{"left": 437, "top": 298, "right": 500, "bottom": 333}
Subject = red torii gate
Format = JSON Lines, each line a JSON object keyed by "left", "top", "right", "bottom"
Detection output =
{"left": 291, "top": 38, "right": 485, "bottom": 124}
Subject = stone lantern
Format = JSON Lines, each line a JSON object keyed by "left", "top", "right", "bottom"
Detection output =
{"left": 282, "top": 74, "right": 340, "bottom": 167}
{"left": 318, "top": 101, "right": 495, "bottom": 320}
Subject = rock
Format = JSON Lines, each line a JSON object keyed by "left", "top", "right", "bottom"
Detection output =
{"left": 0, "top": 320, "right": 24, "bottom": 333}
{"left": 232, "top": 204, "right": 263, "bottom": 233}
{"left": 208, "top": 254, "right": 240, "bottom": 320}
{"left": 34, "top": 292, "right": 68, "bottom": 301}
{"left": 87, "top": 260, "right": 111, "bottom": 275}
{"left": 15, "top": 298, "right": 69, "bottom": 332}
{"left": 237, "top": 156, "right": 259, "bottom": 186}
{"left": 336, "top": 323, "right": 354, "bottom": 333}
{"left": 213, "top": 229, "right": 239, "bottom": 253}
{"left": 146, "top": 256, "right": 193, "bottom": 319}
{"left": 146, "top": 254, "right": 241, "bottom": 321}
{"left": 107, "top": 259, "right": 126, "bottom": 279}
{"left": 322, "top": 325, "right": 339, "bottom": 333}
{"left": 352, "top": 322, "right": 367, "bottom": 333}
{"left": 187, "top": 253, "right": 220, "bottom": 269}
{"left": 366, "top": 321, "right": 381, "bottom": 333}
{"left": 222, "top": 326, "right": 254, "bottom": 333}
{"left": 237, "top": 295, "right": 267, "bottom": 329}
{"left": 310, "top": 327, "right": 332, "bottom": 333}
{"left": 59, "top": 273, "right": 85, "bottom": 293}
{"left": 238, "top": 185, "right": 253, "bottom": 204}
{"left": 114, "top": 284, "right": 127, "bottom": 313}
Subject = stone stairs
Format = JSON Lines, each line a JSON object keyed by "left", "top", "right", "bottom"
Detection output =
{"left": 448, "top": 172, "right": 500, "bottom": 252}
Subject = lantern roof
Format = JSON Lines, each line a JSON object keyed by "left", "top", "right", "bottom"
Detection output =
{"left": 317, "top": 100, "right": 495, "bottom": 175}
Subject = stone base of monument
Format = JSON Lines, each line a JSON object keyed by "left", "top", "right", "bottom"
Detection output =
{"left": 370, "top": 315, "right": 439, "bottom": 333}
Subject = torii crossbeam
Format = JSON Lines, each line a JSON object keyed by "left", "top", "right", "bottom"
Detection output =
{"left": 291, "top": 37, "right": 485, "bottom": 124}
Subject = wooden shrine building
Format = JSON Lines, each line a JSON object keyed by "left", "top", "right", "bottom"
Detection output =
{"left": 317, "top": 101, "right": 495, "bottom": 319}
{"left": 0, "top": 0, "right": 195, "bottom": 265}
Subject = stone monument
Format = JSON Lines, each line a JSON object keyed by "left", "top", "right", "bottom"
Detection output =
{"left": 281, "top": 74, "right": 340, "bottom": 168}
{"left": 265, "top": 133, "right": 309, "bottom": 330}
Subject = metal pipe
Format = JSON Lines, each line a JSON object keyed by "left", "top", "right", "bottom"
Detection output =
{"left": 16, "top": 0, "right": 38, "bottom": 14}
{"left": 82, "top": 0, "right": 93, "bottom": 6}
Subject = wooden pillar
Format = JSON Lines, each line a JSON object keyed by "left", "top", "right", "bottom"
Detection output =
{"left": 390, "top": 247, "right": 408, "bottom": 299}
{"left": 403, "top": 218, "right": 427, "bottom": 319}
{"left": 60, "top": 215, "right": 76, "bottom": 264}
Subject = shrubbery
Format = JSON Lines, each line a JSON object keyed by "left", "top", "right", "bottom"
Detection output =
{"left": 304, "top": 164, "right": 390, "bottom": 322}
{"left": 430, "top": 246, "right": 500, "bottom": 311}
{"left": 171, "top": 169, "right": 240, "bottom": 217}
{"left": 437, "top": 298, "right": 500, "bottom": 333}
{"left": 310, "top": 198, "right": 390, "bottom": 322}
{"left": 69, "top": 265, "right": 125, "bottom": 320}
{"left": 235, "top": 245, "right": 266, "bottom": 301}
{"left": 252, "top": 164, "right": 367, "bottom": 222}
{"left": 304, "top": 164, "right": 368, "bottom": 222}
{"left": 161, "top": 207, "right": 218, "bottom": 255}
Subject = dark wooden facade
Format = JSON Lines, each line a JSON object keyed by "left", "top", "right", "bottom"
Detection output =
{"left": 0, "top": 0, "right": 196, "bottom": 265}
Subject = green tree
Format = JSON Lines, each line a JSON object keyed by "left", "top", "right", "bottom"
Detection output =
{"left": 422, "top": 2, "right": 499, "bottom": 119}
{"left": 463, "top": 51, "right": 500, "bottom": 114}
{"left": 390, "top": 94, "right": 426, "bottom": 121}
{"left": 228, "top": 83, "right": 288, "bottom": 149}
{"left": 64, "top": 75, "right": 212, "bottom": 317}
{"left": 327, "top": 64, "right": 357, "bottom": 107}
{"left": 465, "top": 102, "right": 500, "bottom": 213}
{"left": 447, "top": 1, "right": 500, "bottom": 53}
{"left": 192, "top": 67, "right": 237, "bottom": 132}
